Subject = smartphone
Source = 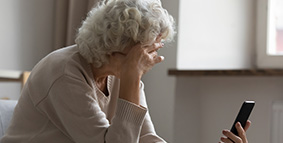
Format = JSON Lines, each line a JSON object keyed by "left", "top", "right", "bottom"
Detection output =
{"left": 230, "top": 101, "right": 255, "bottom": 136}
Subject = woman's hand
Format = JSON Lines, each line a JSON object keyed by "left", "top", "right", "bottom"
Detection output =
{"left": 120, "top": 42, "right": 164, "bottom": 78}
{"left": 117, "top": 41, "right": 164, "bottom": 105}
{"left": 219, "top": 120, "right": 251, "bottom": 143}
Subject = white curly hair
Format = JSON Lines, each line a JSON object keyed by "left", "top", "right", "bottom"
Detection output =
{"left": 75, "top": 0, "right": 176, "bottom": 68}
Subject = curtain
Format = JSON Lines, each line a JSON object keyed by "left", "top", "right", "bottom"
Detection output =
{"left": 54, "top": 0, "right": 99, "bottom": 49}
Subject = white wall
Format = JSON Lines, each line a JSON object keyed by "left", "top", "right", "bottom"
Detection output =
{"left": 173, "top": 0, "right": 283, "bottom": 143}
{"left": 143, "top": 0, "right": 259, "bottom": 142}
{"left": 174, "top": 77, "right": 283, "bottom": 143}
{"left": 144, "top": 0, "right": 261, "bottom": 142}
{"left": 177, "top": 0, "right": 256, "bottom": 69}
{"left": 0, "top": 0, "right": 55, "bottom": 99}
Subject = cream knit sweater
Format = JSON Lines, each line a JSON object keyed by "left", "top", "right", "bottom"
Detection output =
{"left": 0, "top": 45, "right": 166, "bottom": 143}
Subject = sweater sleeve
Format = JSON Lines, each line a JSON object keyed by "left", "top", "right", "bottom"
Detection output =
{"left": 38, "top": 75, "right": 147, "bottom": 143}
{"left": 139, "top": 81, "right": 167, "bottom": 143}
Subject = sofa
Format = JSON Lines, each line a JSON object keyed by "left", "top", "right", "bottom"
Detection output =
{"left": 0, "top": 100, "right": 18, "bottom": 139}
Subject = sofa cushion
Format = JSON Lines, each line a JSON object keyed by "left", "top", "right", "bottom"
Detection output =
{"left": 0, "top": 100, "right": 17, "bottom": 138}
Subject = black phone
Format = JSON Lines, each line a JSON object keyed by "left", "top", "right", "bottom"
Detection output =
{"left": 230, "top": 101, "right": 255, "bottom": 136}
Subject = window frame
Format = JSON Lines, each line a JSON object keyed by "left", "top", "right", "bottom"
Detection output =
{"left": 256, "top": 0, "right": 283, "bottom": 68}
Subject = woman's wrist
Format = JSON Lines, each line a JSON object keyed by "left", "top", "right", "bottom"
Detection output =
{"left": 119, "top": 70, "right": 141, "bottom": 105}
{"left": 120, "top": 67, "right": 143, "bottom": 80}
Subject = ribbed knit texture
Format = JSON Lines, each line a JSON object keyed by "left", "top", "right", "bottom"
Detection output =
{"left": 116, "top": 99, "right": 147, "bottom": 125}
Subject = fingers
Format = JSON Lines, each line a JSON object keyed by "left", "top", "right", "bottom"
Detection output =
{"left": 220, "top": 121, "right": 250, "bottom": 143}
{"left": 145, "top": 42, "right": 164, "bottom": 53}
{"left": 156, "top": 34, "right": 163, "bottom": 43}
{"left": 244, "top": 120, "right": 251, "bottom": 131}
{"left": 140, "top": 42, "right": 164, "bottom": 64}
{"left": 142, "top": 45, "right": 164, "bottom": 74}
{"left": 236, "top": 122, "right": 248, "bottom": 143}
{"left": 153, "top": 55, "right": 165, "bottom": 64}
{"left": 121, "top": 42, "right": 164, "bottom": 76}
{"left": 222, "top": 130, "right": 242, "bottom": 143}
{"left": 220, "top": 136, "right": 234, "bottom": 143}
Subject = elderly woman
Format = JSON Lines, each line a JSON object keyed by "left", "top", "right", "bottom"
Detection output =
{"left": 1, "top": 0, "right": 250, "bottom": 143}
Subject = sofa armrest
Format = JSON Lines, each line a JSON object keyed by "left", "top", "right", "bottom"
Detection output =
{"left": 0, "top": 100, "right": 18, "bottom": 138}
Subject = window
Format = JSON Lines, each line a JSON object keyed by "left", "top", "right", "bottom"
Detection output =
{"left": 267, "top": 0, "right": 283, "bottom": 55}
{"left": 257, "top": 0, "right": 283, "bottom": 68}
{"left": 177, "top": 0, "right": 255, "bottom": 70}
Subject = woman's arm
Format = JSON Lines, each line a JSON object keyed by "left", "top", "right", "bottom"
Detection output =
{"left": 119, "top": 70, "right": 141, "bottom": 105}
{"left": 42, "top": 75, "right": 147, "bottom": 143}
{"left": 106, "top": 41, "right": 164, "bottom": 142}
{"left": 138, "top": 81, "right": 167, "bottom": 143}
{"left": 118, "top": 42, "right": 164, "bottom": 105}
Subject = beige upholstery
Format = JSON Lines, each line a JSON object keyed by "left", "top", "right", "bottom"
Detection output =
{"left": 0, "top": 71, "right": 31, "bottom": 100}
{"left": 0, "top": 100, "right": 18, "bottom": 138}
{"left": 0, "top": 71, "right": 30, "bottom": 138}
{"left": 21, "top": 71, "right": 31, "bottom": 88}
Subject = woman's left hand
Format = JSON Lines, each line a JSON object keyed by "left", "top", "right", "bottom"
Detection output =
{"left": 219, "top": 120, "right": 251, "bottom": 143}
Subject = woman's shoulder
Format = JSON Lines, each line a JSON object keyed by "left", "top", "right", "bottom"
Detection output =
{"left": 26, "top": 45, "right": 95, "bottom": 104}
{"left": 28, "top": 45, "right": 94, "bottom": 91}
{"left": 32, "top": 45, "right": 90, "bottom": 79}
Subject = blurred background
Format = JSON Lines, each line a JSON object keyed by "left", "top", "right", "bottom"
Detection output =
{"left": 1, "top": 0, "right": 283, "bottom": 142}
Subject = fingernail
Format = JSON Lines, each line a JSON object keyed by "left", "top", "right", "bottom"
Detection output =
{"left": 160, "top": 56, "right": 165, "bottom": 61}
{"left": 222, "top": 130, "right": 229, "bottom": 134}
{"left": 155, "top": 43, "right": 162, "bottom": 48}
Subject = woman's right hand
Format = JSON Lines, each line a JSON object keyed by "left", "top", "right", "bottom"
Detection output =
{"left": 117, "top": 41, "right": 164, "bottom": 105}
{"left": 219, "top": 120, "right": 251, "bottom": 143}
{"left": 120, "top": 42, "right": 164, "bottom": 79}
